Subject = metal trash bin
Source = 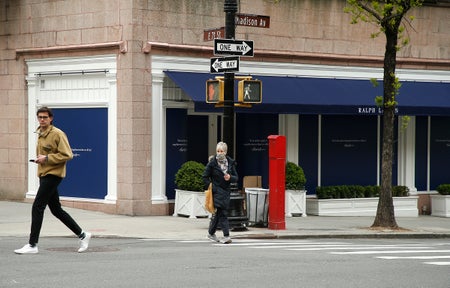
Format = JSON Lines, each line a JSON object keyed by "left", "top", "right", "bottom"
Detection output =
{"left": 227, "top": 183, "right": 248, "bottom": 231}
{"left": 245, "top": 188, "right": 269, "bottom": 227}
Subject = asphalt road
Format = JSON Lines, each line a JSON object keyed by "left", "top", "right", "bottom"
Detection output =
{"left": 2, "top": 237, "right": 449, "bottom": 288}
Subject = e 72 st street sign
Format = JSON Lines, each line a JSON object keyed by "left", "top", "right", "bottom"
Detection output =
{"left": 203, "top": 27, "right": 225, "bottom": 42}
{"left": 214, "top": 39, "right": 254, "bottom": 57}
{"left": 210, "top": 56, "right": 240, "bottom": 73}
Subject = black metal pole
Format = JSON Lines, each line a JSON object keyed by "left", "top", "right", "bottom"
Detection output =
{"left": 223, "top": 0, "right": 247, "bottom": 231}
{"left": 223, "top": 0, "right": 237, "bottom": 159}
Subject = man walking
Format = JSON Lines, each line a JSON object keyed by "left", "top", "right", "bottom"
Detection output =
{"left": 15, "top": 106, "right": 91, "bottom": 254}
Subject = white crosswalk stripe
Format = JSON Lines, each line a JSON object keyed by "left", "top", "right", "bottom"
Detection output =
{"left": 379, "top": 255, "right": 450, "bottom": 260}
{"left": 199, "top": 239, "right": 450, "bottom": 266}
{"left": 424, "top": 262, "right": 450, "bottom": 266}
{"left": 285, "top": 245, "right": 431, "bottom": 251}
{"left": 331, "top": 249, "right": 450, "bottom": 254}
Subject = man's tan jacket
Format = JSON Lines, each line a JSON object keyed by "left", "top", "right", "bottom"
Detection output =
{"left": 36, "top": 125, "right": 73, "bottom": 178}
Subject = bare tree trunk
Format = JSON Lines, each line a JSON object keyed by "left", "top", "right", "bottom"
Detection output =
{"left": 372, "top": 24, "right": 399, "bottom": 229}
{"left": 373, "top": 106, "right": 398, "bottom": 228}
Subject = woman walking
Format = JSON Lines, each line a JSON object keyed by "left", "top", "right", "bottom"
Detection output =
{"left": 202, "top": 142, "right": 238, "bottom": 244}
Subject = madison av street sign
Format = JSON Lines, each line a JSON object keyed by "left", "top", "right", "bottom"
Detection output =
{"left": 235, "top": 13, "right": 270, "bottom": 28}
{"left": 210, "top": 56, "right": 240, "bottom": 73}
{"left": 214, "top": 39, "right": 254, "bottom": 57}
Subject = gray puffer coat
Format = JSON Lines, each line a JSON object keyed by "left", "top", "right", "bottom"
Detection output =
{"left": 202, "top": 156, "right": 238, "bottom": 209}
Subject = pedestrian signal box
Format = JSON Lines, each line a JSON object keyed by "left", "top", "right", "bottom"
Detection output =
{"left": 238, "top": 79, "right": 262, "bottom": 103}
{"left": 206, "top": 79, "right": 224, "bottom": 103}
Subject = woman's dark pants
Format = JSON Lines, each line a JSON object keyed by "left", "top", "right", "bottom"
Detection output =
{"left": 208, "top": 207, "right": 230, "bottom": 237}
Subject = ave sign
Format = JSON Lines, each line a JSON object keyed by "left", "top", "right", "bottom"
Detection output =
{"left": 210, "top": 56, "right": 240, "bottom": 73}
{"left": 214, "top": 39, "right": 254, "bottom": 57}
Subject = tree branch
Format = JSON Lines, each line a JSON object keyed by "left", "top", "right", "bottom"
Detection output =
{"left": 355, "top": 0, "right": 382, "bottom": 22}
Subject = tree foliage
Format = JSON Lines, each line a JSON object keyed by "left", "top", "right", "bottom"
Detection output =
{"left": 345, "top": 0, "right": 423, "bottom": 229}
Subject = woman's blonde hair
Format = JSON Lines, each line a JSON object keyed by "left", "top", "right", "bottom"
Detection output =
{"left": 216, "top": 141, "right": 228, "bottom": 154}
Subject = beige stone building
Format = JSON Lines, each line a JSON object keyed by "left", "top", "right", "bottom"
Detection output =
{"left": 1, "top": 0, "right": 449, "bottom": 216}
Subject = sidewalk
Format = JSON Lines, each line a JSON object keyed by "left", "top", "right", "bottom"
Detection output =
{"left": 1, "top": 201, "right": 449, "bottom": 240}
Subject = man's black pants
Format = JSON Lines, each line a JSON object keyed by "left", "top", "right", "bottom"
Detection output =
{"left": 29, "top": 174, "right": 82, "bottom": 245}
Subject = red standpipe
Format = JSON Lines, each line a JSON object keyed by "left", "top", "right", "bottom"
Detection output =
{"left": 267, "top": 135, "right": 286, "bottom": 230}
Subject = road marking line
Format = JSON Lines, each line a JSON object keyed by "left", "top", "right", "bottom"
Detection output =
{"left": 286, "top": 246, "right": 430, "bottom": 251}
{"left": 331, "top": 250, "right": 450, "bottom": 255}
{"left": 423, "top": 262, "right": 450, "bottom": 266}
{"left": 221, "top": 241, "right": 350, "bottom": 246}
{"left": 378, "top": 255, "right": 450, "bottom": 260}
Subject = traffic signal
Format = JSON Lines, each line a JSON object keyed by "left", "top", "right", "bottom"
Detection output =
{"left": 205, "top": 79, "right": 224, "bottom": 103}
{"left": 238, "top": 79, "right": 262, "bottom": 103}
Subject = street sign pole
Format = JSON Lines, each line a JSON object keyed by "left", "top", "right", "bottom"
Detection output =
{"left": 223, "top": 0, "right": 237, "bottom": 158}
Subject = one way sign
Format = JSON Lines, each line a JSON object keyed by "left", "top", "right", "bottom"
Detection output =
{"left": 214, "top": 39, "right": 254, "bottom": 57}
{"left": 210, "top": 56, "right": 240, "bottom": 73}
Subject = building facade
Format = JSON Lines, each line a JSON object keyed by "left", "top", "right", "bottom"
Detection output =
{"left": 0, "top": 0, "right": 449, "bottom": 215}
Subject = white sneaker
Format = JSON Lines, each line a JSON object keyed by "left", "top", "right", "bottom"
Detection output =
{"left": 78, "top": 232, "right": 91, "bottom": 253}
{"left": 14, "top": 244, "right": 38, "bottom": 254}
{"left": 220, "top": 236, "right": 232, "bottom": 244}
{"left": 207, "top": 234, "right": 220, "bottom": 242}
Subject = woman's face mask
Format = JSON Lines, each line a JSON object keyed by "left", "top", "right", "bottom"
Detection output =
{"left": 216, "top": 149, "right": 226, "bottom": 161}
{"left": 216, "top": 153, "right": 226, "bottom": 161}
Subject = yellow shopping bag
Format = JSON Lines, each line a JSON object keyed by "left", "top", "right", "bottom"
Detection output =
{"left": 204, "top": 183, "right": 215, "bottom": 214}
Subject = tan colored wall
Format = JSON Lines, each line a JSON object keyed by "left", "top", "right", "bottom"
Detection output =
{"left": 0, "top": 0, "right": 448, "bottom": 214}
{"left": 141, "top": 0, "right": 449, "bottom": 60}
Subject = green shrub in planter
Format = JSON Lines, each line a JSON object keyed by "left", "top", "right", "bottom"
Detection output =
{"left": 335, "top": 185, "right": 350, "bottom": 198}
{"left": 349, "top": 185, "right": 365, "bottom": 198}
{"left": 316, "top": 185, "right": 408, "bottom": 199}
{"left": 174, "top": 161, "right": 205, "bottom": 192}
{"left": 364, "top": 186, "right": 380, "bottom": 198}
{"left": 392, "top": 185, "right": 409, "bottom": 197}
{"left": 285, "top": 162, "right": 306, "bottom": 190}
{"left": 436, "top": 184, "right": 450, "bottom": 195}
{"left": 315, "top": 186, "right": 328, "bottom": 199}
{"left": 316, "top": 186, "right": 339, "bottom": 199}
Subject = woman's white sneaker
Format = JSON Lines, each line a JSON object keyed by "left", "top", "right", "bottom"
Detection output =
{"left": 220, "top": 237, "right": 232, "bottom": 244}
{"left": 207, "top": 234, "right": 220, "bottom": 242}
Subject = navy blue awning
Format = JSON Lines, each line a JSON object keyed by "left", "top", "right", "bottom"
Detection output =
{"left": 164, "top": 71, "right": 450, "bottom": 115}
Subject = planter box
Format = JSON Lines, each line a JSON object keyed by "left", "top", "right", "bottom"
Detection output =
{"left": 306, "top": 196, "right": 418, "bottom": 217}
{"left": 173, "top": 189, "right": 209, "bottom": 218}
{"left": 431, "top": 195, "right": 450, "bottom": 218}
{"left": 285, "top": 190, "right": 307, "bottom": 217}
